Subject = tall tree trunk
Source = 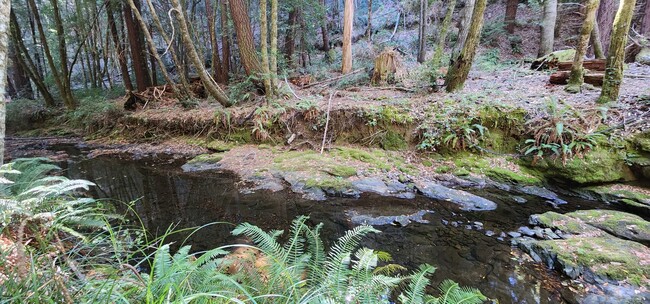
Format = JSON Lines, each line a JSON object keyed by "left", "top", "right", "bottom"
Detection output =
{"left": 205, "top": 0, "right": 224, "bottom": 83}
{"left": 321, "top": 0, "right": 331, "bottom": 51}
{"left": 28, "top": 0, "right": 76, "bottom": 109}
{"left": 229, "top": 0, "right": 263, "bottom": 78}
{"left": 0, "top": 0, "right": 7, "bottom": 165}
{"left": 597, "top": 0, "right": 637, "bottom": 104}
{"left": 125, "top": 0, "right": 179, "bottom": 95}
{"left": 144, "top": 0, "right": 191, "bottom": 91}
{"left": 270, "top": 0, "right": 278, "bottom": 90}
{"left": 220, "top": 0, "right": 231, "bottom": 81}
{"left": 260, "top": 0, "right": 272, "bottom": 98}
{"left": 433, "top": 0, "right": 456, "bottom": 68}
{"left": 366, "top": 0, "right": 372, "bottom": 41}
{"left": 641, "top": 0, "right": 650, "bottom": 36}
{"left": 9, "top": 10, "right": 56, "bottom": 106}
{"left": 566, "top": 0, "right": 600, "bottom": 93}
{"left": 453, "top": 0, "right": 475, "bottom": 61}
{"left": 284, "top": 9, "right": 298, "bottom": 67}
{"left": 50, "top": 0, "right": 75, "bottom": 108}
{"left": 123, "top": 1, "right": 151, "bottom": 91}
{"left": 106, "top": 0, "right": 133, "bottom": 92}
{"left": 25, "top": 2, "right": 43, "bottom": 81}
{"left": 591, "top": 21, "right": 605, "bottom": 59}
{"left": 538, "top": 0, "right": 557, "bottom": 57}
{"left": 7, "top": 41, "right": 33, "bottom": 99}
{"left": 417, "top": 0, "right": 427, "bottom": 63}
{"left": 597, "top": 0, "right": 616, "bottom": 56}
{"left": 504, "top": 0, "right": 518, "bottom": 34}
{"left": 170, "top": 0, "right": 230, "bottom": 106}
{"left": 342, "top": 0, "right": 354, "bottom": 73}
{"left": 445, "top": 0, "right": 486, "bottom": 92}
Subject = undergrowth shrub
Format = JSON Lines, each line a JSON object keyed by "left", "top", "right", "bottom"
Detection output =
{"left": 6, "top": 99, "right": 57, "bottom": 133}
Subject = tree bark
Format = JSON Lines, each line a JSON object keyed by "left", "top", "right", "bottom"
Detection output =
{"left": 453, "top": 0, "right": 475, "bottom": 61}
{"left": 445, "top": 0, "right": 486, "bottom": 92}
{"left": 433, "top": 0, "right": 456, "bottom": 68}
{"left": 9, "top": 10, "right": 56, "bottom": 107}
{"left": 0, "top": 0, "right": 9, "bottom": 165}
{"left": 170, "top": 0, "right": 231, "bottom": 106}
{"left": 366, "top": 0, "right": 373, "bottom": 41}
{"left": 591, "top": 21, "right": 605, "bottom": 59}
{"left": 597, "top": 0, "right": 616, "bottom": 56}
{"left": 230, "top": 0, "right": 263, "bottom": 78}
{"left": 566, "top": 0, "right": 600, "bottom": 93}
{"left": 123, "top": 0, "right": 151, "bottom": 91}
{"left": 504, "top": 0, "right": 518, "bottom": 34}
{"left": 270, "top": 0, "right": 278, "bottom": 90}
{"left": 220, "top": 0, "right": 231, "bottom": 82}
{"left": 260, "top": 0, "right": 272, "bottom": 98}
{"left": 106, "top": 0, "right": 133, "bottom": 92}
{"left": 538, "top": 0, "right": 557, "bottom": 57}
{"left": 417, "top": 0, "right": 427, "bottom": 63}
{"left": 641, "top": 0, "right": 650, "bottom": 36}
{"left": 7, "top": 41, "right": 33, "bottom": 99}
{"left": 284, "top": 9, "right": 298, "bottom": 66}
{"left": 597, "top": 0, "right": 637, "bottom": 103}
{"left": 205, "top": 0, "right": 225, "bottom": 83}
{"left": 342, "top": 0, "right": 354, "bottom": 73}
{"left": 321, "top": 0, "right": 330, "bottom": 51}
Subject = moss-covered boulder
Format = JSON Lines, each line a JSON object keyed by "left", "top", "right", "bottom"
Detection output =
{"left": 566, "top": 210, "right": 650, "bottom": 245}
{"left": 529, "top": 211, "right": 607, "bottom": 237}
{"left": 530, "top": 147, "right": 633, "bottom": 184}
{"left": 583, "top": 184, "right": 650, "bottom": 216}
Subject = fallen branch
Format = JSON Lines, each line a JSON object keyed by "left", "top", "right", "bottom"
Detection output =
{"left": 320, "top": 91, "right": 336, "bottom": 154}
{"left": 346, "top": 86, "right": 415, "bottom": 93}
{"left": 624, "top": 74, "right": 650, "bottom": 79}
{"left": 302, "top": 69, "right": 364, "bottom": 88}
{"left": 284, "top": 76, "right": 304, "bottom": 100}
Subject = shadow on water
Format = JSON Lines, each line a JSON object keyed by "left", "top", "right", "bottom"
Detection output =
{"left": 62, "top": 155, "right": 623, "bottom": 303}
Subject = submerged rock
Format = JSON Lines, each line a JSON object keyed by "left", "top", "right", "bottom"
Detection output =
{"left": 415, "top": 181, "right": 497, "bottom": 211}
{"left": 346, "top": 209, "right": 433, "bottom": 227}
{"left": 516, "top": 185, "right": 567, "bottom": 206}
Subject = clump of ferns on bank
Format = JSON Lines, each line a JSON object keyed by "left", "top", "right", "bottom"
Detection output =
{"left": 0, "top": 158, "right": 486, "bottom": 303}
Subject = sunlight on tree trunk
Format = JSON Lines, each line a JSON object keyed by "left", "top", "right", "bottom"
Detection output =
{"left": 597, "top": 0, "right": 616, "bottom": 56}
{"left": 366, "top": 0, "right": 373, "bottom": 41}
{"left": 566, "top": 0, "right": 599, "bottom": 93}
{"left": 170, "top": 0, "right": 231, "bottom": 106}
{"left": 0, "top": 0, "right": 8, "bottom": 165}
{"left": 538, "top": 0, "right": 557, "bottom": 57}
{"left": 342, "top": 0, "right": 354, "bottom": 73}
{"left": 446, "top": 0, "right": 486, "bottom": 92}
{"left": 106, "top": 0, "right": 133, "bottom": 92}
{"left": 597, "top": 0, "right": 637, "bottom": 104}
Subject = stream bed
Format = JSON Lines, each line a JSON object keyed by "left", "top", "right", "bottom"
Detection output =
{"left": 51, "top": 149, "right": 644, "bottom": 303}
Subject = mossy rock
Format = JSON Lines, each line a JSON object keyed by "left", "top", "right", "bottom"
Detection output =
{"left": 484, "top": 167, "right": 542, "bottom": 185}
{"left": 632, "top": 131, "right": 650, "bottom": 153}
{"left": 305, "top": 176, "right": 352, "bottom": 192}
{"left": 566, "top": 210, "right": 650, "bottom": 245}
{"left": 535, "top": 237, "right": 650, "bottom": 283}
{"left": 379, "top": 130, "right": 408, "bottom": 150}
{"left": 531, "top": 147, "right": 632, "bottom": 184}
{"left": 187, "top": 153, "right": 224, "bottom": 164}
{"left": 531, "top": 211, "right": 606, "bottom": 237}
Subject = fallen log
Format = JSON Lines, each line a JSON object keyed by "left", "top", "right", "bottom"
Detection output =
{"left": 549, "top": 59, "right": 606, "bottom": 71}
{"left": 549, "top": 71, "right": 604, "bottom": 86}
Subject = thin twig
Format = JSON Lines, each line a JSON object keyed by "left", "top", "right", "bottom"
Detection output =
{"left": 321, "top": 91, "right": 336, "bottom": 154}
{"left": 284, "top": 76, "right": 304, "bottom": 100}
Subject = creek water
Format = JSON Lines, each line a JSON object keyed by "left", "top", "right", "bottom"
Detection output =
{"left": 59, "top": 152, "right": 629, "bottom": 303}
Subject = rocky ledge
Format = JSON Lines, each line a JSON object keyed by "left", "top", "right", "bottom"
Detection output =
{"left": 512, "top": 209, "right": 650, "bottom": 303}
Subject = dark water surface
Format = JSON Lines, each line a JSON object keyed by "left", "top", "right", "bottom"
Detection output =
{"left": 61, "top": 154, "right": 626, "bottom": 303}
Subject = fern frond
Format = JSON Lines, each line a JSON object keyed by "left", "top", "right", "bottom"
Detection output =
{"left": 398, "top": 263, "right": 436, "bottom": 304}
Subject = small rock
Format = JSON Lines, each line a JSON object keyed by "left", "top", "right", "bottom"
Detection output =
{"left": 512, "top": 196, "right": 527, "bottom": 204}
{"left": 543, "top": 228, "right": 560, "bottom": 239}
{"left": 517, "top": 226, "right": 536, "bottom": 237}
{"left": 499, "top": 232, "right": 507, "bottom": 238}
{"left": 441, "top": 219, "right": 449, "bottom": 225}
{"left": 465, "top": 225, "right": 473, "bottom": 230}
{"left": 485, "top": 230, "right": 495, "bottom": 237}
{"left": 507, "top": 231, "right": 522, "bottom": 238}
{"left": 451, "top": 221, "right": 459, "bottom": 227}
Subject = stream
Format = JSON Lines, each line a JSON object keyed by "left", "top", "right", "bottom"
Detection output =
{"left": 54, "top": 148, "right": 637, "bottom": 303}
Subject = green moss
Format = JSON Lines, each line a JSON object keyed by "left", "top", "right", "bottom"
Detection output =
{"left": 188, "top": 153, "right": 224, "bottom": 164}
{"left": 435, "top": 165, "right": 452, "bottom": 174}
{"left": 325, "top": 165, "right": 357, "bottom": 177}
{"left": 632, "top": 131, "right": 650, "bottom": 153}
{"left": 333, "top": 147, "right": 391, "bottom": 170}
{"left": 398, "top": 164, "right": 419, "bottom": 176}
{"left": 538, "top": 237, "right": 650, "bottom": 283}
{"left": 365, "top": 106, "right": 414, "bottom": 125}
{"left": 567, "top": 210, "right": 650, "bottom": 239}
{"left": 532, "top": 147, "right": 629, "bottom": 184}
{"left": 454, "top": 168, "right": 470, "bottom": 176}
{"left": 305, "top": 177, "right": 351, "bottom": 191}
{"left": 534, "top": 211, "right": 604, "bottom": 235}
{"left": 227, "top": 129, "right": 253, "bottom": 143}
{"left": 422, "top": 159, "right": 434, "bottom": 167}
{"left": 380, "top": 130, "right": 408, "bottom": 150}
{"left": 485, "top": 167, "right": 542, "bottom": 185}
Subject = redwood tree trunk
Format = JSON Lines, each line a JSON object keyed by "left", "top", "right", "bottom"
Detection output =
{"left": 0, "top": 0, "right": 8, "bottom": 165}
{"left": 205, "top": 0, "right": 224, "bottom": 83}
{"left": 220, "top": 0, "right": 231, "bottom": 81}
{"left": 538, "top": 0, "right": 557, "bottom": 57}
{"left": 106, "top": 0, "right": 133, "bottom": 92}
{"left": 230, "top": 0, "right": 263, "bottom": 78}
{"left": 504, "top": 0, "right": 518, "bottom": 34}
{"left": 123, "top": 0, "right": 151, "bottom": 91}
{"left": 417, "top": 0, "right": 427, "bottom": 63}
{"left": 342, "top": 0, "right": 354, "bottom": 73}
{"left": 597, "top": 0, "right": 616, "bottom": 56}
{"left": 597, "top": 0, "right": 637, "bottom": 103}
{"left": 284, "top": 9, "right": 298, "bottom": 66}
{"left": 445, "top": 0, "right": 486, "bottom": 92}
{"left": 641, "top": 0, "right": 650, "bottom": 36}
{"left": 7, "top": 41, "right": 33, "bottom": 99}
{"left": 566, "top": 0, "right": 600, "bottom": 93}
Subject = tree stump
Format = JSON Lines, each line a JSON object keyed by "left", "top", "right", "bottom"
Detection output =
{"left": 371, "top": 47, "right": 405, "bottom": 85}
